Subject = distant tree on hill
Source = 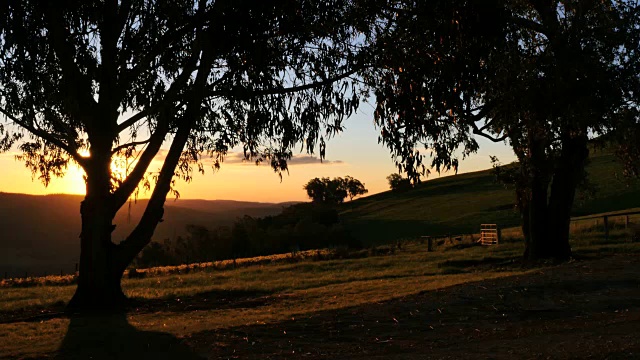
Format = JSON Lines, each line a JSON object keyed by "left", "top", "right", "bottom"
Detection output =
{"left": 303, "top": 178, "right": 329, "bottom": 203}
{"left": 303, "top": 176, "right": 368, "bottom": 203}
{"left": 386, "top": 173, "right": 411, "bottom": 192}
{"left": 344, "top": 176, "right": 368, "bottom": 200}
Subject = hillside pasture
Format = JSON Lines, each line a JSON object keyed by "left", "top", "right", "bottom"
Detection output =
{"left": 343, "top": 150, "right": 640, "bottom": 246}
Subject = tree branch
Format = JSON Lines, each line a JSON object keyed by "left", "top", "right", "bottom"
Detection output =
{"left": 0, "top": 106, "right": 86, "bottom": 167}
{"left": 110, "top": 115, "right": 169, "bottom": 214}
{"left": 97, "top": 0, "right": 122, "bottom": 126}
{"left": 116, "top": 13, "right": 214, "bottom": 268}
{"left": 462, "top": 101, "right": 494, "bottom": 124}
{"left": 45, "top": 4, "right": 98, "bottom": 124}
{"left": 111, "top": 0, "right": 210, "bottom": 213}
{"left": 111, "top": 137, "right": 153, "bottom": 154}
{"left": 116, "top": 110, "right": 150, "bottom": 133}
{"left": 119, "top": 14, "right": 205, "bottom": 90}
{"left": 213, "top": 68, "right": 359, "bottom": 100}
{"left": 470, "top": 121, "right": 508, "bottom": 143}
{"left": 116, "top": 56, "right": 201, "bottom": 134}
{"left": 510, "top": 16, "right": 550, "bottom": 36}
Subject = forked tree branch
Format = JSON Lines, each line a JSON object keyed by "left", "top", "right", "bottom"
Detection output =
{"left": 116, "top": 0, "right": 213, "bottom": 270}
{"left": 470, "top": 121, "right": 509, "bottom": 143}
{"left": 110, "top": 115, "right": 169, "bottom": 214}
{"left": 111, "top": 0, "right": 207, "bottom": 212}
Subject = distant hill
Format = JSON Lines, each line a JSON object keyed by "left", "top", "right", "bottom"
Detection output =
{"left": 342, "top": 147, "right": 640, "bottom": 245}
{"left": 0, "top": 194, "right": 296, "bottom": 277}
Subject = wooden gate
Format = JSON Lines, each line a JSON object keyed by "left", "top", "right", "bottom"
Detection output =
{"left": 480, "top": 224, "right": 499, "bottom": 245}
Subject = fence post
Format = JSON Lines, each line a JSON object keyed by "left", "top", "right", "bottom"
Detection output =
{"left": 497, "top": 225, "right": 502, "bottom": 244}
{"left": 427, "top": 237, "right": 433, "bottom": 252}
{"left": 604, "top": 216, "right": 609, "bottom": 241}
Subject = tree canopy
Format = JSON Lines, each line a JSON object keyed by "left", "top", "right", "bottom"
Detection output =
{"left": 303, "top": 175, "right": 368, "bottom": 204}
{"left": 386, "top": 173, "right": 411, "bottom": 192}
{"left": 0, "top": 0, "right": 372, "bottom": 310}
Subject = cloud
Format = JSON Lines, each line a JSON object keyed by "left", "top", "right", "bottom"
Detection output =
{"left": 217, "top": 152, "right": 247, "bottom": 164}
{"left": 216, "top": 152, "right": 345, "bottom": 166}
{"left": 288, "top": 154, "right": 344, "bottom": 166}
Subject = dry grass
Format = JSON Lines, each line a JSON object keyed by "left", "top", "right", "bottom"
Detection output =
{"left": 1, "top": 221, "right": 639, "bottom": 359}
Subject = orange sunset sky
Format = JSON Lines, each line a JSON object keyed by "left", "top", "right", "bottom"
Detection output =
{"left": 0, "top": 109, "right": 516, "bottom": 203}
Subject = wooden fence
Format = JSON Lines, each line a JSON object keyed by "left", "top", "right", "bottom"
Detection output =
{"left": 571, "top": 210, "right": 640, "bottom": 241}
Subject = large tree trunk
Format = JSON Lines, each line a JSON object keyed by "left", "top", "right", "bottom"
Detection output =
{"left": 67, "top": 127, "right": 191, "bottom": 312}
{"left": 523, "top": 134, "right": 552, "bottom": 261}
{"left": 68, "top": 199, "right": 127, "bottom": 311}
{"left": 68, "top": 150, "right": 128, "bottom": 312}
{"left": 523, "top": 132, "right": 589, "bottom": 262}
{"left": 546, "top": 134, "right": 589, "bottom": 261}
{"left": 524, "top": 173, "right": 551, "bottom": 260}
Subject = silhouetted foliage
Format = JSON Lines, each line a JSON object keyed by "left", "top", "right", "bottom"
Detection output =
{"left": 386, "top": 173, "right": 411, "bottom": 192}
{"left": 0, "top": 0, "right": 371, "bottom": 310}
{"left": 303, "top": 176, "right": 368, "bottom": 203}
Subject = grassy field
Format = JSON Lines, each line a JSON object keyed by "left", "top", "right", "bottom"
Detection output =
{"left": 343, "top": 147, "right": 640, "bottom": 245}
{"left": 1, "top": 219, "right": 639, "bottom": 359}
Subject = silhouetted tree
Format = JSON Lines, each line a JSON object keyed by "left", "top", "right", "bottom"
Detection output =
{"left": 0, "top": 0, "right": 369, "bottom": 311}
{"left": 303, "top": 178, "right": 328, "bottom": 203}
{"left": 324, "top": 177, "right": 349, "bottom": 204}
{"left": 366, "top": 0, "right": 640, "bottom": 261}
{"left": 386, "top": 173, "right": 411, "bottom": 192}
{"left": 303, "top": 176, "right": 367, "bottom": 203}
{"left": 344, "top": 176, "right": 368, "bottom": 200}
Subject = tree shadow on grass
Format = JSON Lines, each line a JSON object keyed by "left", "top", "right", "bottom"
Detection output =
{"left": 437, "top": 256, "right": 521, "bottom": 269}
{"left": 56, "top": 313, "right": 203, "bottom": 360}
{"left": 127, "top": 289, "right": 273, "bottom": 315}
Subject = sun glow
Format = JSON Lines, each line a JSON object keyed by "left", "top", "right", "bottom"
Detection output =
{"left": 65, "top": 164, "right": 87, "bottom": 195}
{"left": 63, "top": 149, "right": 146, "bottom": 196}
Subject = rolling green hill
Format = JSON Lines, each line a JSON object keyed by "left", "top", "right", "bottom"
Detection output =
{"left": 342, "top": 148, "right": 640, "bottom": 245}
